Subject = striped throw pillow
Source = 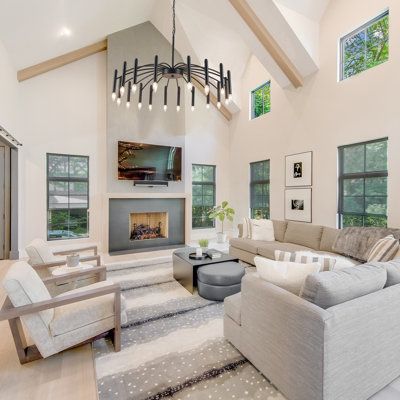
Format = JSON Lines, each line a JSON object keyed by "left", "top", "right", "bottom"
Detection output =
{"left": 242, "top": 217, "right": 252, "bottom": 239}
{"left": 367, "top": 235, "right": 400, "bottom": 262}
{"left": 275, "top": 250, "right": 336, "bottom": 271}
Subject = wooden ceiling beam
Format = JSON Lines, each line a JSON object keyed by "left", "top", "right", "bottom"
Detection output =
{"left": 17, "top": 39, "right": 108, "bottom": 82}
{"left": 229, "top": 0, "right": 303, "bottom": 88}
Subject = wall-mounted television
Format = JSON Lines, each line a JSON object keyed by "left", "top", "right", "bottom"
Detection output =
{"left": 118, "top": 141, "right": 182, "bottom": 181}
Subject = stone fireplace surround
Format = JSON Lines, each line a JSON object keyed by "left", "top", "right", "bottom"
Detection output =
{"left": 107, "top": 194, "right": 189, "bottom": 254}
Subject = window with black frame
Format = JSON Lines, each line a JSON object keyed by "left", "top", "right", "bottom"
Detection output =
{"left": 251, "top": 81, "right": 271, "bottom": 119}
{"left": 250, "top": 160, "right": 270, "bottom": 219}
{"left": 192, "top": 164, "right": 216, "bottom": 229}
{"left": 47, "top": 153, "right": 89, "bottom": 240}
{"left": 338, "top": 138, "right": 388, "bottom": 228}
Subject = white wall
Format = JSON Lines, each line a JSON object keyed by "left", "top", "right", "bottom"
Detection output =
{"left": 230, "top": 0, "right": 400, "bottom": 229}
{"left": 17, "top": 53, "right": 107, "bottom": 251}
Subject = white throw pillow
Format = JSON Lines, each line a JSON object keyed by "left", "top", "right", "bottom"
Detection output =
{"left": 250, "top": 219, "right": 275, "bottom": 241}
{"left": 242, "top": 217, "right": 251, "bottom": 239}
{"left": 254, "top": 256, "right": 321, "bottom": 295}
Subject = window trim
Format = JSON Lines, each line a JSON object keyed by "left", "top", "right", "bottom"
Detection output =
{"left": 339, "top": 9, "right": 389, "bottom": 81}
{"left": 250, "top": 159, "right": 270, "bottom": 219}
{"left": 337, "top": 137, "right": 388, "bottom": 228}
{"left": 250, "top": 81, "right": 271, "bottom": 120}
{"left": 46, "top": 153, "right": 90, "bottom": 241}
{"left": 192, "top": 163, "right": 216, "bottom": 230}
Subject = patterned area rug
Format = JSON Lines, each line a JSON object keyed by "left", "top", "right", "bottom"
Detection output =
{"left": 93, "top": 260, "right": 285, "bottom": 400}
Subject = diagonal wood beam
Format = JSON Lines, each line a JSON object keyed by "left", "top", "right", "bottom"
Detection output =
{"left": 16, "top": 39, "right": 231, "bottom": 120}
{"left": 229, "top": 0, "right": 303, "bottom": 88}
{"left": 17, "top": 39, "right": 108, "bottom": 82}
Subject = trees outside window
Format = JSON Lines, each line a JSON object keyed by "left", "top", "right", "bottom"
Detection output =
{"left": 250, "top": 160, "right": 270, "bottom": 219}
{"left": 192, "top": 164, "right": 216, "bottom": 229}
{"left": 338, "top": 139, "right": 388, "bottom": 228}
{"left": 341, "top": 11, "right": 389, "bottom": 80}
{"left": 47, "top": 154, "right": 89, "bottom": 240}
{"left": 251, "top": 81, "right": 271, "bottom": 119}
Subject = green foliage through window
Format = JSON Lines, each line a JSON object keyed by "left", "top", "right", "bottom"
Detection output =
{"left": 341, "top": 11, "right": 389, "bottom": 80}
{"left": 251, "top": 81, "right": 271, "bottom": 119}
{"left": 47, "top": 153, "right": 89, "bottom": 240}
{"left": 250, "top": 160, "right": 270, "bottom": 219}
{"left": 338, "top": 138, "right": 388, "bottom": 228}
{"left": 192, "top": 164, "right": 216, "bottom": 229}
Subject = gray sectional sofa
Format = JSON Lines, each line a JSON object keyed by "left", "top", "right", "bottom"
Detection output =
{"left": 229, "top": 220, "right": 355, "bottom": 267}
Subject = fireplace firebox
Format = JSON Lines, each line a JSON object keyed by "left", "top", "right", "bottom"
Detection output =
{"left": 129, "top": 212, "right": 168, "bottom": 241}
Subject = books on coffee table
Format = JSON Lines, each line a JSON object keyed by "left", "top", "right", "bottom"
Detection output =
{"left": 207, "top": 250, "right": 223, "bottom": 259}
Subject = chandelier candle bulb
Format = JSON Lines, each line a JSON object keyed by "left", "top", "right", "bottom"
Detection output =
{"left": 177, "top": 85, "right": 181, "bottom": 110}
{"left": 191, "top": 86, "right": 195, "bottom": 110}
{"left": 164, "top": 85, "right": 168, "bottom": 111}
{"left": 111, "top": 0, "right": 233, "bottom": 112}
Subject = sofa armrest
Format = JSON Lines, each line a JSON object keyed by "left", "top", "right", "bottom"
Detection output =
{"left": 239, "top": 274, "right": 332, "bottom": 400}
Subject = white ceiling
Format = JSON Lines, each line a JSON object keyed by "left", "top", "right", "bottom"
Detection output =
{"left": 274, "top": 0, "right": 330, "bottom": 21}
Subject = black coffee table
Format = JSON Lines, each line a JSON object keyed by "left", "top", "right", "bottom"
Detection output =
{"left": 173, "top": 248, "right": 239, "bottom": 293}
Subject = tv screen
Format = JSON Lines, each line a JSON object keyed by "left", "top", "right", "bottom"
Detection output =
{"left": 118, "top": 141, "right": 182, "bottom": 181}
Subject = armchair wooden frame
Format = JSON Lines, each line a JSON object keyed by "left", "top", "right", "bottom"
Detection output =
{"left": 0, "top": 273, "right": 121, "bottom": 364}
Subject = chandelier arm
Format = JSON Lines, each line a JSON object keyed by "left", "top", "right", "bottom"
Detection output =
{"left": 189, "top": 73, "right": 218, "bottom": 90}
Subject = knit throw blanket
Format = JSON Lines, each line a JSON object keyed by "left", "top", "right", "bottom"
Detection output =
{"left": 332, "top": 227, "right": 400, "bottom": 262}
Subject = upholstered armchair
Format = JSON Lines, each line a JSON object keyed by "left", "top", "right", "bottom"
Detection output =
{"left": 25, "top": 239, "right": 102, "bottom": 280}
{"left": 0, "top": 261, "right": 126, "bottom": 364}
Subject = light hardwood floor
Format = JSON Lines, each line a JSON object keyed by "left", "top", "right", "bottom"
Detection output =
{"left": 1, "top": 254, "right": 400, "bottom": 400}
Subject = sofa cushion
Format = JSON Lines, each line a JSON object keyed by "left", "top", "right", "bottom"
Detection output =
{"left": 230, "top": 237, "right": 272, "bottom": 254}
{"left": 224, "top": 292, "right": 242, "bottom": 325}
{"left": 51, "top": 281, "right": 127, "bottom": 336}
{"left": 272, "top": 220, "right": 288, "bottom": 242}
{"left": 376, "top": 259, "right": 400, "bottom": 287}
{"left": 284, "top": 222, "right": 323, "bottom": 250}
{"left": 197, "top": 262, "right": 245, "bottom": 286}
{"left": 255, "top": 256, "right": 321, "bottom": 295}
{"left": 300, "top": 264, "right": 387, "bottom": 309}
{"left": 367, "top": 235, "right": 400, "bottom": 262}
{"left": 2, "top": 261, "right": 54, "bottom": 326}
{"left": 257, "top": 242, "right": 314, "bottom": 260}
{"left": 320, "top": 227, "right": 340, "bottom": 253}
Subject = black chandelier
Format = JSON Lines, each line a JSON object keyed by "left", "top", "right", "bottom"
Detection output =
{"left": 111, "top": 0, "right": 232, "bottom": 112}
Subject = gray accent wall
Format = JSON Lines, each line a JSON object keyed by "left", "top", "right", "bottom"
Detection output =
{"left": 107, "top": 22, "right": 186, "bottom": 194}
{"left": 109, "top": 198, "right": 185, "bottom": 253}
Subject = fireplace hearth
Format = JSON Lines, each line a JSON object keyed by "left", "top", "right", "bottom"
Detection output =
{"left": 130, "top": 212, "right": 168, "bottom": 241}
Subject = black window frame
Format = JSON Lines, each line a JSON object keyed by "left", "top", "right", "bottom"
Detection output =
{"left": 338, "top": 138, "right": 388, "bottom": 228}
{"left": 192, "top": 164, "right": 216, "bottom": 230}
{"left": 250, "top": 159, "right": 270, "bottom": 219}
{"left": 339, "top": 10, "right": 389, "bottom": 81}
{"left": 251, "top": 81, "right": 271, "bottom": 120}
{"left": 47, "top": 153, "right": 90, "bottom": 241}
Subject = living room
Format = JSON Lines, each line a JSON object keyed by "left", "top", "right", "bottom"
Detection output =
{"left": 0, "top": 0, "right": 399, "bottom": 399}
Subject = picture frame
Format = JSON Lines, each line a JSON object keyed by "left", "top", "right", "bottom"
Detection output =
{"left": 285, "top": 151, "right": 313, "bottom": 187}
{"left": 284, "top": 188, "right": 312, "bottom": 223}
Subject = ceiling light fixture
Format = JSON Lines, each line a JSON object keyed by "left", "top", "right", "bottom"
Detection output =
{"left": 111, "top": 0, "right": 232, "bottom": 112}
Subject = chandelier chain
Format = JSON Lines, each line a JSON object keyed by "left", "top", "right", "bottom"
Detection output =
{"left": 171, "top": 0, "right": 176, "bottom": 66}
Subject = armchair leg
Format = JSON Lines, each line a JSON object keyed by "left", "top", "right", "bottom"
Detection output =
{"left": 8, "top": 317, "right": 42, "bottom": 364}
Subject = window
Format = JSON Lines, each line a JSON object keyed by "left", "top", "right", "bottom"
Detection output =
{"left": 338, "top": 138, "right": 388, "bottom": 228}
{"left": 250, "top": 160, "right": 270, "bottom": 219}
{"left": 251, "top": 81, "right": 271, "bottom": 119}
{"left": 47, "top": 153, "right": 89, "bottom": 240}
{"left": 340, "top": 10, "right": 389, "bottom": 80}
{"left": 192, "top": 164, "right": 216, "bottom": 229}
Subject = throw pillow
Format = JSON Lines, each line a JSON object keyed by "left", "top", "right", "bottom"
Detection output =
{"left": 275, "top": 250, "right": 336, "bottom": 271}
{"left": 242, "top": 217, "right": 252, "bottom": 239}
{"left": 367, "top": 235, "right": 400, "bottom": 262}
{"left": 254, "top": 256, "right": 321, "bottom": 295}
{"left": 250, "top": 219, "right": 275, "bottom": 241}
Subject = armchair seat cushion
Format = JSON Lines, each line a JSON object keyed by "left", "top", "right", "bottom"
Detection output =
{"left": 50, "top": 281, "right": 127, "bottom": 336}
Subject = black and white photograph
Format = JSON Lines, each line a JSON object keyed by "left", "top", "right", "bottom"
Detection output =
{"left": 285, "top": 188, "right": 312, "bottom": 222}
{"left": 285, "top": 151, "right": 312, "bottom": 186}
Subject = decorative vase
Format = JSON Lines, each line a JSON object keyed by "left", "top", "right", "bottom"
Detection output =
{"left": 217, "top": 232, "right": 227, "bottom": 243}
{"left": 66, "top": 253, "right": 80, "bottom": 268}
{"left": 196, "top": 247, "right": 203, "bottom": 257}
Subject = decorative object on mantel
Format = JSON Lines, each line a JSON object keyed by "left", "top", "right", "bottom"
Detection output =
{"left": 208, "top": 201, "right": 235, "bottom": 243}
{"left": 111, "top": 0, "right": 233, "bottom": 112}
{"left": 285, "top": 151, "right": 313, "bottom": 187}
{"left": 285, "top": 188, "right": 312, "bottom": 223}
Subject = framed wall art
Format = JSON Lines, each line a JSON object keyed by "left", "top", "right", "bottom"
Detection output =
{"left": 285, "top": 151, "right": 313, "bottom": 187}
{"left": 284, "top": 188, "right": 312, "bottom": 223}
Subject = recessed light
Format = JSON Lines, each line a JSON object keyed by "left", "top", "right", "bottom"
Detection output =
{"left": 59, "top": 27, "right": 72, "bottom": 37}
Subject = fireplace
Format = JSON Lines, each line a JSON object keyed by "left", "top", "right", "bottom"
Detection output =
{"left": 130, "top": 212, "right": 168, "bottom": 241}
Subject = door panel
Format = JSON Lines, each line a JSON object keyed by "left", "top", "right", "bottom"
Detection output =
{"left": 0, "top": 146, "right": 4, "bottom": 259}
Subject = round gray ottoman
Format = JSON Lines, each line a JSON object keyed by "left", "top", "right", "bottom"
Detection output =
{"left": 197, "top": 261, "right": 245, "bottom": 301}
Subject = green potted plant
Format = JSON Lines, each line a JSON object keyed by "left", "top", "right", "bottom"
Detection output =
{"left": 208, "top": 201, "right": 235, "bottom": 243}
{"left": 198, "top": 238, "right": 209, "bottom": 250}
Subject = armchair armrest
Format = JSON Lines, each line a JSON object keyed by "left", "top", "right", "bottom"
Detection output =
{"left": 31, "top": 254, "right": 101, "bottom": 270}
{"left": 42, "top": 266, "right": 107, "bottom": 285}
{"left": 0, "top": 283, "right": 120, "bottom": 321}
{"left": 53, "top": 245, "right": 98, "bottom": 256}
